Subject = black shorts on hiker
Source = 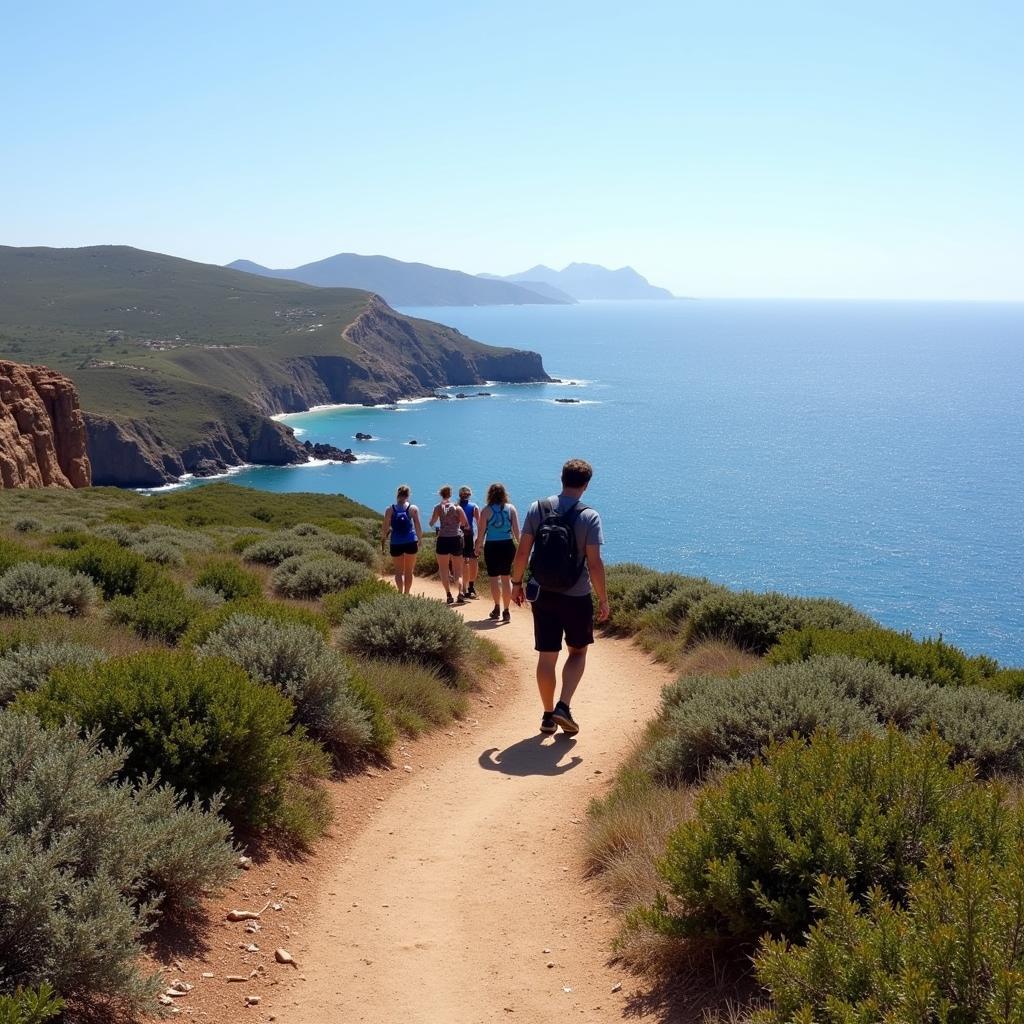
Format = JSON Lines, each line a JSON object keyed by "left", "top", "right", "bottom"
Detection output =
{"left": 531, "top": 590, "right": 595, "bottom": 652}
{"left": 484, "top": 539, "right": 516, "bottom": 576}
{"left": 436, "top": 535, "right": 463, "bottom": 557}
{"left": 463, "top": 533, "right": 476, "bottom": 559}
{"left": 389, "top": 540, "right": 419, "bottom": 557}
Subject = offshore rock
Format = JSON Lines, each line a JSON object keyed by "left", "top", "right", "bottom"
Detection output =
{"left": 0, "top": 361, "right": 91, "bottom": 487}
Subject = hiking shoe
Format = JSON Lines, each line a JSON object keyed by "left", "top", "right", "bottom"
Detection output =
{"left": 540, "top": 711, "right": 557, "bottom": 735}
{"left": 552, "top": 701, "right": 579, "bottom": 735}
{"left": 488, "top": 605, "right": 500, "bottom": 620}
{"left": 456, "top": 593, "right": 466, "bottom": 605}
{"left": 466, "top": 588, "right": 479, "bottom": 599}
{"left": 502, "top": 608, "right": 511, "bottom": 623}
{"left": 446, "top": 593, "right": 454, "bottom": 605}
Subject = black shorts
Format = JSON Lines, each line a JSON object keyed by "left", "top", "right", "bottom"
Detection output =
{"left": 531, "top": 590, "right": 595, "bottom": 652}
{"left": 436, "top": 535, "right": 463, "bottom": 557}
{"left": 463, "top": 533, "right": 476, "bottom": 559}
{"left": 390, "top": 540, "right": 419, "bottom": 557}
{"left": 484, "top": 539, "right": 516, "bottom": 577}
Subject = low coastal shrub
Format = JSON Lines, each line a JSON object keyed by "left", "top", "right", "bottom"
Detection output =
{"left": 0, "top": 711, "right": 235, "bottom": 1011}
{"left": 0, "top": 986, "right": 63, "bottom": 1024}
{"left": 354, "top": 658, "right": 467, "bottom": 736}
{"left": 184, "top": 596, "right": 329, "bottom": 647}
{"left": 195, "top": 558, "right": 263, "bottom": 601}
{"left": 319, "top": 533, "right": 379, "bottom": 567}
{"left": 272, "top": 553, "right": 371, "bottom": 599}
{"left": 198, "top": 614, "right": 381, "bottom": 754}
{"left": 133, "top": 539, "right": 185, "bottom": 566}
{"left": 107, "top": 578, "right": 205, "bottom": 643}
{"left": 649, "top": 731, "right": 1014, "bottom": 945}
{"left": 0, "top": 641, "right": 105, "bottom": 706}
{"left": 646, "top": 656, "right": 1024, "bottom": 783}
{"left": 0, "top": 563, "right": 96, "bottom": 617}
{"left": 682, "top": 590, "right": 876, "bottom": 654}
{"left": 339, "top": 594, "right": 473, "bottom": 678}
{"left": 322, "top": 578, "right": 396, "bottom": 624}
{"left": 241, "top": 534, "right": 308, "bottom": 566}
{"left": 768, "top": 625, "right": 1024, "bottom": 695}
{"left": 11, "top": 517, "right": 42, "bottom": 534}
{"left": 27, "top": 651, "right": 318, "bottom": 834}
{"left": 753, "top": 848, "right": 1024, "bottom": 1024}
{"left": 57, "top": 540, "right": 155, "bottom": 599}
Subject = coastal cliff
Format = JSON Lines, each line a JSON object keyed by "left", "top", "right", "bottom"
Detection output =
{"left": 0, "top": 245, "right": 550, "bottom": 487}
{"left": 0, "top": 361, "right": 91, "bottom": 488}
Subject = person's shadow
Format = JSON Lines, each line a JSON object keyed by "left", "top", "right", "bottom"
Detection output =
{"left": 478, "top": 735, "right": 582, "bottom": 777}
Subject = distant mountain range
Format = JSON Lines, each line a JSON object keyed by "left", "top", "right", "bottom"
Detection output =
{"left": 228, "top": 254, "right": 676, "bottom": 305}
{"left": 227, "top": 254, "right": 573, "bottom": 307}
{"left": 482, "top": 263, "right": 675, "bottom": 300}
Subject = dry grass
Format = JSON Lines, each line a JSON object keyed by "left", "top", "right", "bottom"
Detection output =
{"left": 357, "top": 658, "right": 469, "bottom": 737}
{"left": 674, "top": 639, "right": 761, "bottom": 678}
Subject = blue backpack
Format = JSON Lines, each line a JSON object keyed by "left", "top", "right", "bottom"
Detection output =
{"left": 391, "top": 504, "right": 413, "bottom": 538}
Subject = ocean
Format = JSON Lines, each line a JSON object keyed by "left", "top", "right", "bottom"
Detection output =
{"left": 190, "top": 300, "right": 1024, "bottom": 664}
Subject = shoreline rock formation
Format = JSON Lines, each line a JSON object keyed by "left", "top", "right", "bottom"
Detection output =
{"left": 0, "top": 361, "right": 91, "bottom": 488}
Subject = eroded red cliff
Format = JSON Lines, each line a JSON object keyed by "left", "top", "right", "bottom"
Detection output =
{"left": 0, "top": 361, "right": 91, "bottom": 488}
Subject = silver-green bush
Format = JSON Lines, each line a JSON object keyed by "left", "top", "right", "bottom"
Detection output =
{"left": 0, "top": 563, "right": 96, "bottom": 617}
{"left": 271, "top": 553, "right": 371, "bottom": 599}
{"left": 0, "top": 641, "right": 105, "bottom": 706}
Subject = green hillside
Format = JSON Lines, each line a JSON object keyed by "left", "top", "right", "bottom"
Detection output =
{"left": 0, "top": 246, "right": 548, "bottom": 485}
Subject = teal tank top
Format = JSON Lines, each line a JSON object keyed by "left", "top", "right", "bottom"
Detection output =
{"left": 486, "top": 503, "right": 513, "bottom": 541}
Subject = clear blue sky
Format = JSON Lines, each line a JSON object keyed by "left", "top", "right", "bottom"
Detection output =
{"left": 4, "top": 1, "right": 1022, "bottom": 299}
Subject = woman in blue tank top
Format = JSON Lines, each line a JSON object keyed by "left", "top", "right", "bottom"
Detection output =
{"left": 475, "top": 482, "right": 521, "bottom": 622}
{"left": 458, "top": 485, "right": 481, "bottom": 600}
{"left": 381, "top": 483, "right": 422, "bottom": 594}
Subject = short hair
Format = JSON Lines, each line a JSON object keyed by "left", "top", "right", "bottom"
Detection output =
{"left": 396, "top": 484, "right": 411, "bottom": 500}
{"left": 458, "top": 486, "right": 472, "bottom": 498}
{"left": 438, "top": 484, "right": 452, "bottom": 499}
{"left": 486, "top": 482, "right": 508, "bottom": 506}
{"left": 561, "top": 459, "right": 593, "bottom": 488}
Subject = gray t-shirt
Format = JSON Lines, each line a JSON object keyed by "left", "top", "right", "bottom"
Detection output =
{"left": 522, "top": 494, "right": 604, "bottom": 597}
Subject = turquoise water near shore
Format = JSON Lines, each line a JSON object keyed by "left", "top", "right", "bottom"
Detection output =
{"left": 199, "top": 300, "right": 1023, "bottom": 664}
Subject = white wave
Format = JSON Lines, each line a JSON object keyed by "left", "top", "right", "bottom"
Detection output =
{"left": 396, "top": 396, "right": 439, "bottom": 405}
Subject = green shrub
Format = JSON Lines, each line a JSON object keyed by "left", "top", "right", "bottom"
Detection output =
{"left": 647, "top": 656, "right": 1024, "bottom": 783}
{"left": 195, "top": 558, "right": 263, "bottom": 601}
{"left": 322, "top": 578, "right": 396, "bottom": 624}
{"left": 645, "top": 658, "right": 884, "bottom": 784}
{"left": 0, "top": 563, "right": 96, "bottom": 617}
{"left": 198, "top": 614, "right": 380, "bottom": 754}
{"left": 183, "top": 596, "right": 329, "bottom": 647}
{"left": 637, "top": 578, "right": 730, "bottom": 634}
{"left": 769, "top": 625, "right": 1024, "bottom": 695}
{"left": 272, "top": 553, "right": 371, "bottom": 599}
{"left": 11, "top": 518, "right": 42, "bottom": 535}
{"left": 133, "top": 538, "right": 185, "bottom": 566}
{"left": 683, "top": 590, "right": 876, "bottom": 654}
{"left": 354, "top": 658, "right": 466, "bottom": 736}
{"left": 0, "top": 985, "right": 63, "bottom": 1024}
{"left": 229, "top": 530, "right": 269, "bottom": 553}
{"left": 602, "top": 571, "right": 696, "bottom": 633}
{"left": 754, "top": 846, "right": 1024, "bottom": 1024}
{"left": 92, "top": 522, "right": 135, "bottom": 546}
{"left": 107, "top": 578, "right": 205, "bottom": 643}
{"left": 0, "top": 641, "right": 105, "bottom": 706}
{"left": 27, "top": 650, "right": 316, "bottom": 832}
{"left": 186, "top": 584, "right": 227, "bottom": 609}
{"left": 650, "top": 731, "right": 1014, "bottom": 944}
{"left": 339, "top": 594, "right": 473, "bottom": 678}
{"left": 0, "top": 710, "right": 234, "bottom": 1011}
{"left": 241, "top": 534, "right": 308, "bottom": 566}
{"left": 318, "top": 532, "right": 379, "bottom": 567}
{"left": 0, "top": 538, "right": 29, "bottom": 573}
{"left": 57, "top": 540, "right": 155, "bottom": 599}
{"left": 413, "top": 535, "right": 438, "bottom": 576}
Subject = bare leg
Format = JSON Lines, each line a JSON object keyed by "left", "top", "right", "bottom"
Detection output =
{"left": 450, "top": 555, "right": 464, "bottom": 596}
{"left": 536, "top": 651, "right": 558, "bottom": 711}
{"left": 402, "top": 554, "right": 415, "bottom": 594}
{"left": 489, "top": 574, "right": 501, "bottom": 607}
{"left": 500, "top": 575, "right": 513, "bottom": 611}
{"left": 392, "top": 554, "right": 404, "bottom": 590}
{"left": 438, "top": 551, "right": 452, "bottom": 597}
{"left": 558, "top": 645, "right": 588, "bottom": 706}
{"left": 465, "top": 556, "right": 478, "bottom": 589}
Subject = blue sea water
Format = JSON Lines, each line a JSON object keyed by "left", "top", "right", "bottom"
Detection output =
{"left": 203, "top": 300, "right": 1023, "bottom": 664}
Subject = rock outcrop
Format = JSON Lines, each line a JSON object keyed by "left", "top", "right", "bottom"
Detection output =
{"left": 0, "top": 361, "right": 91, "bottom": 488}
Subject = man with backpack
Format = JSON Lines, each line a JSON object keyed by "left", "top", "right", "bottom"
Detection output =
{"left": 510, "top": 458, "right": 609, "bottom": 736}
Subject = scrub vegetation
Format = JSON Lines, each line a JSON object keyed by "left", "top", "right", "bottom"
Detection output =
{"left": 0, "top": 483, "right": 496, "bottom": 1016}
{"left": 585, "top": 561, "right": 1024, "bottom": 1022}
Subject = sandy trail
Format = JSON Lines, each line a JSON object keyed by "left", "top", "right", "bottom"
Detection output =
{"left": 273, "top": 578, "right": 675, "bottom": 1023}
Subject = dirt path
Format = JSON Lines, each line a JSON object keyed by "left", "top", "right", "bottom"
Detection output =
{"left": 265, "top": 578, "right": 675, "bottom": 1023}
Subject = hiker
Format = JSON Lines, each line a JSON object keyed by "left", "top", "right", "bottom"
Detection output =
{"left": 510, "top": 458, "right": 608, "bottom": 736}
{"left": 476, "top": 482, "right": 520, "bottom": 623}
{"left": 382, "top": 484, "right": 423, "bottom": 594}
{"left": 430, "top": 485, "right": 470, "bottom": 605}
{"left": 458, "top": 485, "right": 481, "bottom": 600}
